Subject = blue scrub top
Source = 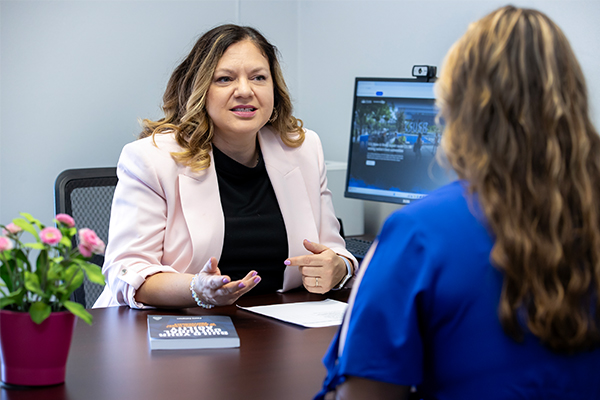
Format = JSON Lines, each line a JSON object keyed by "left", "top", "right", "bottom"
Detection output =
{"left": 316, "top": 181, "right": 600, "bottom": 400}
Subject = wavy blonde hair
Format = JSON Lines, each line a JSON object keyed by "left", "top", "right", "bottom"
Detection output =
{"left": 140, "top": 24, "right": 304, "bottom": 171}
{"left": 436, "top": 6, "right": 600, "bottom": 351}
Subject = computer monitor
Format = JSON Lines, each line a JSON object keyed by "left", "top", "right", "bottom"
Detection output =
{"left": 344, "top": 77, "right": 454, "bottom": 205}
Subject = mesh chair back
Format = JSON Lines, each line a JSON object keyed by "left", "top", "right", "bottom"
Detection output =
{"left": 54, "top": 168, "right": 117, "bottom": 308}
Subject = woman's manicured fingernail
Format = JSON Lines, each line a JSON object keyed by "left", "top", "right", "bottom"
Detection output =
{"left": 251, "top": 271, "right": 258, "bottom": 277}
{"left": 238, "top": 282, "right": 246, "bottom": 288}
{"left": 222, "top": 277, "right": 230, "bottom": 284}
{"left": 254, "top": 276, "right": 261, "bottom": 284}
{"left": 284, "top": 260, "right": 291, "bottom": 266}
{"left": 305, "top": 239, "right": 311, "bottom": 243}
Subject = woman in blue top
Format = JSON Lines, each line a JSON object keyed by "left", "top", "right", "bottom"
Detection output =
{"left": 317, "top": 5, "right": 600, "bottom": 400}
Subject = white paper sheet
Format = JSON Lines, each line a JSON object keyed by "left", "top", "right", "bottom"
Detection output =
{"left": 238, "top": 299, "right": 348, "bottom": 328}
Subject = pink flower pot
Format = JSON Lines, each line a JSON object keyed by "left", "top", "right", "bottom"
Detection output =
{"left": 0, "top": 309, "right": 76, "bottom": 386}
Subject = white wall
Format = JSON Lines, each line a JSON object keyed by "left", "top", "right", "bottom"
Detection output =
{"left": 2, "top": 0, "right": 599, "bottom": 236}
{"left": 295, "top": 0, "right": 600, "bottom": 234}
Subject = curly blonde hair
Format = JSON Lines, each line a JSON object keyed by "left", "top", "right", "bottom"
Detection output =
{"left": 436, "top": 6, "right": 600, "bottom": 351}
{"left": 140, "top": 24, "right": 304, "bottom": 171}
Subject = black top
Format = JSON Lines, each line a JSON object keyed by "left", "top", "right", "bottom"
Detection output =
{"left": 212, "top": 144, "right": 289, "bottom": 294}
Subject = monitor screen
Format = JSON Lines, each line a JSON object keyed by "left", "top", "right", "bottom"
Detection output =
{"left": 344, "top": 77, "right": 454, "bottom": 205}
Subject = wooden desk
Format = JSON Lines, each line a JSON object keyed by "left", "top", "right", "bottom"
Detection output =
{"left": 1, "top": 289, "right": 349, "bottom": 400}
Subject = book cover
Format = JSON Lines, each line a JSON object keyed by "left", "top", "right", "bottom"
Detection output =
{"left": 147, "top": 315, "right": 240, "bottom": 350}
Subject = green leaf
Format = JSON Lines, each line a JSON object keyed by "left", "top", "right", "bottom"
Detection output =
{"left": 24, "top": 271, "right": 43, "bottom": 295}
{"left": 47, "top": 263, "right": 63, "bottom": 281}
{"left": 29, "top": 301, "right": 52, "bottom": 324}
{"left": 14, "top": 248, "right": 31, "bottom": 270}
{"left": 0, "top": 260, "right": 14, "bottom": 292}
{"left": 64, "top": 264, "right": 79, "bottom": 280}
{"left": 1, "top": 287, "right": 26, "bottom": 310}
{"left": 20, "top": 212, "right": 42, "bottom": 229}
{"left": 35, "top": 249, "right": 49, "bottom": 279}
{"left": 13, "top": 218, "right": 40, "bottom": 241}
{"left": 59, "top": 235, "right": 72, "bottom": 248}
{"left": 52, "top": 286, "right": 69, "bottom": 303}
{"left": 24, "top": 242, "right": 46, "bottom": 250}
{"left": 0, "top": 297, "right": 17, "bottom": 309}
{"left": 63, "top": 300, "right": 93, "bottom": 325}
{"left": 65, "top": 269, "right": 84, "bottom": 294}
{"left": 80, "top": 262, "right": 106, "bottom": 286}
{"left": 20, "top": 212, "right": 36, "bottom": 222}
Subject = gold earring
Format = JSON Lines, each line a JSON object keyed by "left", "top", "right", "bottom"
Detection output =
{"left": 269, "top": 108, "right": 278, "bottom": 123}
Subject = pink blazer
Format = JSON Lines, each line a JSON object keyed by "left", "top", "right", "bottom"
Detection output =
{"left": 94, "top": 127, "right": 357, "bottom": 308}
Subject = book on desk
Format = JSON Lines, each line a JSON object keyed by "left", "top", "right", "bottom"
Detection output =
{"left": 147, "top": 315, "right": 240, "bottom": 350}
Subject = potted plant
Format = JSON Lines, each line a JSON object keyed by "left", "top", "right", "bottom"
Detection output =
{"left": 0, "top": 212, "right": 106, "bottom": 387}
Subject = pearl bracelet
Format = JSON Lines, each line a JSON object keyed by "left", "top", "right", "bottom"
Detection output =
{"left": 190, "top": 273, "right": 215, "bottom": 309}
{"left": 332, "top": 256, "right": 353, "bottom": 290}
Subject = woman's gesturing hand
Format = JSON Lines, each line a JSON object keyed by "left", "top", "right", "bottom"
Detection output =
{"left": 193, "top": 257, "right": 261, "bottom": 306}
{"left": 284, "top": 240, "right": 348, "bottom": 294}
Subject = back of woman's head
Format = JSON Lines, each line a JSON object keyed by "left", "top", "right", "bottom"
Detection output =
{"left": 140, "top": 24, "right": 302, "bottom": 171}
{"left": 436, "top": 5, "right": 600, "bottom": 352}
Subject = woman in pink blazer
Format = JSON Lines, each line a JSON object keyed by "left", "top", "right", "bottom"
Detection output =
{"left": 94, "top": 25, "right": 357, "bottom": 309}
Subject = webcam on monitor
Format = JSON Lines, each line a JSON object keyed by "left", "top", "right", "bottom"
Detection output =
{"left": 412, "top": 65, "right": 437, "bottom": 81}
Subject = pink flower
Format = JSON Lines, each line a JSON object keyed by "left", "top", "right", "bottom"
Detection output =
{"left": 0, "top": 236, "right": 13, "bottom": 251}
{"left": 39, "top": 227, "right": 63, "bottom": 245}
{"left": 78, "top": 243, "right": 93, "bottom": 258}
{"left": 55, "top": 214, "right": 75, "bottom": 228}
{"left": 3, "top": 223, "right": 22, "bottom": 235}
{"left": 78, "top": 228, "right": 105, "bottom": 256}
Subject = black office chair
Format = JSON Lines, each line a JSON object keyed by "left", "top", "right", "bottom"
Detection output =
{"left": 54, "top": 167, "right": 118, "bottom": 308}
